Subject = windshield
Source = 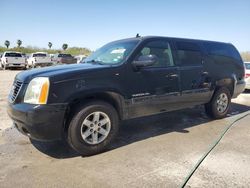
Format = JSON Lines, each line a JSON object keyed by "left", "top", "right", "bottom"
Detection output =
{"left": 245, "top": 63, "right": 250, "bottom": 70}
{"left": 84, "top": 40, "right": 139, "bottom": 65}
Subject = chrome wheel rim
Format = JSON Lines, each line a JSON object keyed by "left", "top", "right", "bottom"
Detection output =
{"left": 216, "top": 93, "right": 228, "bottom": 113}
{"left": 80, "top": 111, "right": 111, "bottom": 145}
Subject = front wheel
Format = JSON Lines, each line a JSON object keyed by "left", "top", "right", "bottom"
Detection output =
{"left": 205, "top": 87, "right": 231, "bottom": 119}
{"left": 67, "top": 101, "right": 119, "bottom": 156}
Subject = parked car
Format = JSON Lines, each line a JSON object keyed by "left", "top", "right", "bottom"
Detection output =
{"left": 244, "top": 62, "right": 250, "bottom": 90}
{"left": 53, "top": 53, "right": 77, "bottom": 64}
{"left": 0, "top": 51, "right": 26, "bottom": 70}
{"left": 27, "top": 52, "right": 53, "bottom": 68}
{"left": 7, "top": 36, "right": 245, "bottom": 156}
{"left": 75, "top": 55, "right": 87, "bottom": 63}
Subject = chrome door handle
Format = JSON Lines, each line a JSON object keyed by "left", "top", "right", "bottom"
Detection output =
{"left": 202, "top": 71, "right": 209, "bottom": 76}
{"left": 166, "top": 73, "right": 179, "bottom": 78}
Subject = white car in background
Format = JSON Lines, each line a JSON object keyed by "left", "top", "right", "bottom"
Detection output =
{"left": 245, "top": 62, "right": 250, "bottom": 90}
{"left": 75, "top": 55, "right": 87, "bottom": 63}
{"left": 0, "top": 51, "right": 26, "bottom": 70}
{"left": 27, "top": 52, "right": 53, "bottom": 68}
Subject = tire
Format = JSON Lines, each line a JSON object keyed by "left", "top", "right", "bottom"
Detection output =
{"left": 3, "top": 62, "right": 7, "bottom": 70}
{"left": 67, "top": 101, "right": 119, "bottom": 156}
{"left": 32, "top": 62, "right": 36, "bottom": 69}
{"left": 205, "top": 87, "right": 231, "bottom": 119}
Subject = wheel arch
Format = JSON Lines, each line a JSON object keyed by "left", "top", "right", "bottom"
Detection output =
{"left": 62, "top": 91, "right": 126, "bottom": 134}
{"left": 214, "top": 75, "right": 236, "bottom": 97}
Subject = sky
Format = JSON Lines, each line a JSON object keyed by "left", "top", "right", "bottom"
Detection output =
{"left": 0, "top": 0, "right": 250, "bottom": 51}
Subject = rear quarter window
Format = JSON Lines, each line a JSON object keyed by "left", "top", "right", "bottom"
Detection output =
{"left": 204, "top": 42, "right": 241, "bottom": 61}
{"left": 176, "top": 41, "right": 202, "bottom": 65}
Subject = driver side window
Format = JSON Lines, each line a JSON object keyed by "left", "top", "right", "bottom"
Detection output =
{"left": 136, "top": 40, "right": 174, "bottom": 67}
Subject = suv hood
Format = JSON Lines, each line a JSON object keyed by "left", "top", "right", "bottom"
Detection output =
{"left": 16, "top": 63, "right": 109, "bottom": 83}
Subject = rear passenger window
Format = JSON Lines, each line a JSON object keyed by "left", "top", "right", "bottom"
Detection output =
{"left": 205, "top": 43, "right": 241, "bottom": 61}
{"left": 136, "top": 40, "right": 174, "bottom": 67}
{"left": 176, "top": 42, "right": 202, "bottom": 65}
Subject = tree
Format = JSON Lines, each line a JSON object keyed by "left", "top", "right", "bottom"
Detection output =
{"left": 4, "top": 40, "right": 10, "bottom": 48}
{"left": 17, "top": 39, "right": 22, "bottom": 47}
{"left": 62, "top": 43, "right": 68, "bottom": 51}
{"left": 48, "top": 42, "right": 52, "bottom": 49}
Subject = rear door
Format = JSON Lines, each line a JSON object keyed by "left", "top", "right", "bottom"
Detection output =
{"left": 174, "top": 40, "right": 211, "bottom": 105}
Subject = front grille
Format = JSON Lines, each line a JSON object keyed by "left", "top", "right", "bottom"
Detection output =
{"left": 9, "top": 80, "right": 23, "bottom": 103}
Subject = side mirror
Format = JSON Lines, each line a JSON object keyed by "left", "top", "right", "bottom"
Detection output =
{"left": 133, "top": 54, "right": 158, "bottom": 68}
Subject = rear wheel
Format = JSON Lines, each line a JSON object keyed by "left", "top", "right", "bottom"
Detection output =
{"left": 67, "top": 101, "right": 119, "bottom": 156}
{"left": 205, "top": 87, "right": 231, "bottom": 119}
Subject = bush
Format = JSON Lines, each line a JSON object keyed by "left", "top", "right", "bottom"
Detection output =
{"left": 0, "top": 46, "right": 91, "bottom": 56}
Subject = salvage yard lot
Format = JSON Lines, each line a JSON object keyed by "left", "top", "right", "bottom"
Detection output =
{"left": 0, "top": 70, "right": 250, "bottom": 187}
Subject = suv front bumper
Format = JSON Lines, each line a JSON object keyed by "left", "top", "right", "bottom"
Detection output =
{"left": 7, "top": 102, "right": 67, "bottom": 141}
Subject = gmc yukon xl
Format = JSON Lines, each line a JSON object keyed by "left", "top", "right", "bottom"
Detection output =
{"left": 7, "top": 36, "right": 245, "bottom": 155}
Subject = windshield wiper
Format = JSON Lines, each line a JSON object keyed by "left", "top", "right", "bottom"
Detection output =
{"left": 85, "top": 59, "right": 105, "bottom": 65}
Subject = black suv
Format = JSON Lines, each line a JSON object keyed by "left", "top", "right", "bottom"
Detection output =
{"left": 8, "top": 36, "right": 245, "bottom": 155}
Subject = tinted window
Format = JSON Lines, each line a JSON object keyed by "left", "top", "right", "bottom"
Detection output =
{"left": 58, "top": 54, "right": 72, "bottom": 57}
{"left": 205, "top": 42, "right": 241, "bottom": 61}
{"left": 33, "top": 53, "right": 47, "bottom": 57}
{"left": 136, "top": 40, "right": 174, "bottom": 67}
{"left": 176, "top": 41, "right": 202, "bottom": 65}
{"left": 5, "top": 53, "right": 22, "bottom": 57}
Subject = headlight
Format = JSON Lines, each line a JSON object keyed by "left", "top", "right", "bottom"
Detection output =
{"left": 24, "top": 77, "right": 50, "bottom": 104}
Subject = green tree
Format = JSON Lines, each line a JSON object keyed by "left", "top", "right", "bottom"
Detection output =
{"left": 48, "top": 42, "right": 52, "bottom": 49}
{"left": 62, "top": 43, "right": 68, "bottom": 51}
{"left": 4, "top": 40, "right": 10, "bottom": 48}
{"left": 17, "top": 39, "right": 22, "bottom": 47}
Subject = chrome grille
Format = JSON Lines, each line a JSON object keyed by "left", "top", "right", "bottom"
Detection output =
{"left": 9, "top": 80, "right": 23, "bottom": 103}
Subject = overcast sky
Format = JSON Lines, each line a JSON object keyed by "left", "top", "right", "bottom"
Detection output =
{"left": 1, "top": 0, "right": 250, "bottom": 51}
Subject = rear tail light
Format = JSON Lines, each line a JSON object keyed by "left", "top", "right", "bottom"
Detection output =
{"left": 245, "top": 73, "right": 250, "bottom": 78}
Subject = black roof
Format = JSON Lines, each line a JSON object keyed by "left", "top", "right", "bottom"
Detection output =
{"left": 111, "top": 35, "right": 230, "bottom": 45}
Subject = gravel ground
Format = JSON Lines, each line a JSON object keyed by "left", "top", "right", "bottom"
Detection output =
{"left": 0, "top": 69, "right": 250, "bottom": 187}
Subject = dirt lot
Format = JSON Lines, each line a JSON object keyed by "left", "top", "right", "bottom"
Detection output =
{"left": 0, "top": 70, "right": 250, "bottom": 187}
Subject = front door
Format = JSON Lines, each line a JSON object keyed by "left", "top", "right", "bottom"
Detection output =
{"left": 127, "top": 39, "right": 181, "bottom": 118}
